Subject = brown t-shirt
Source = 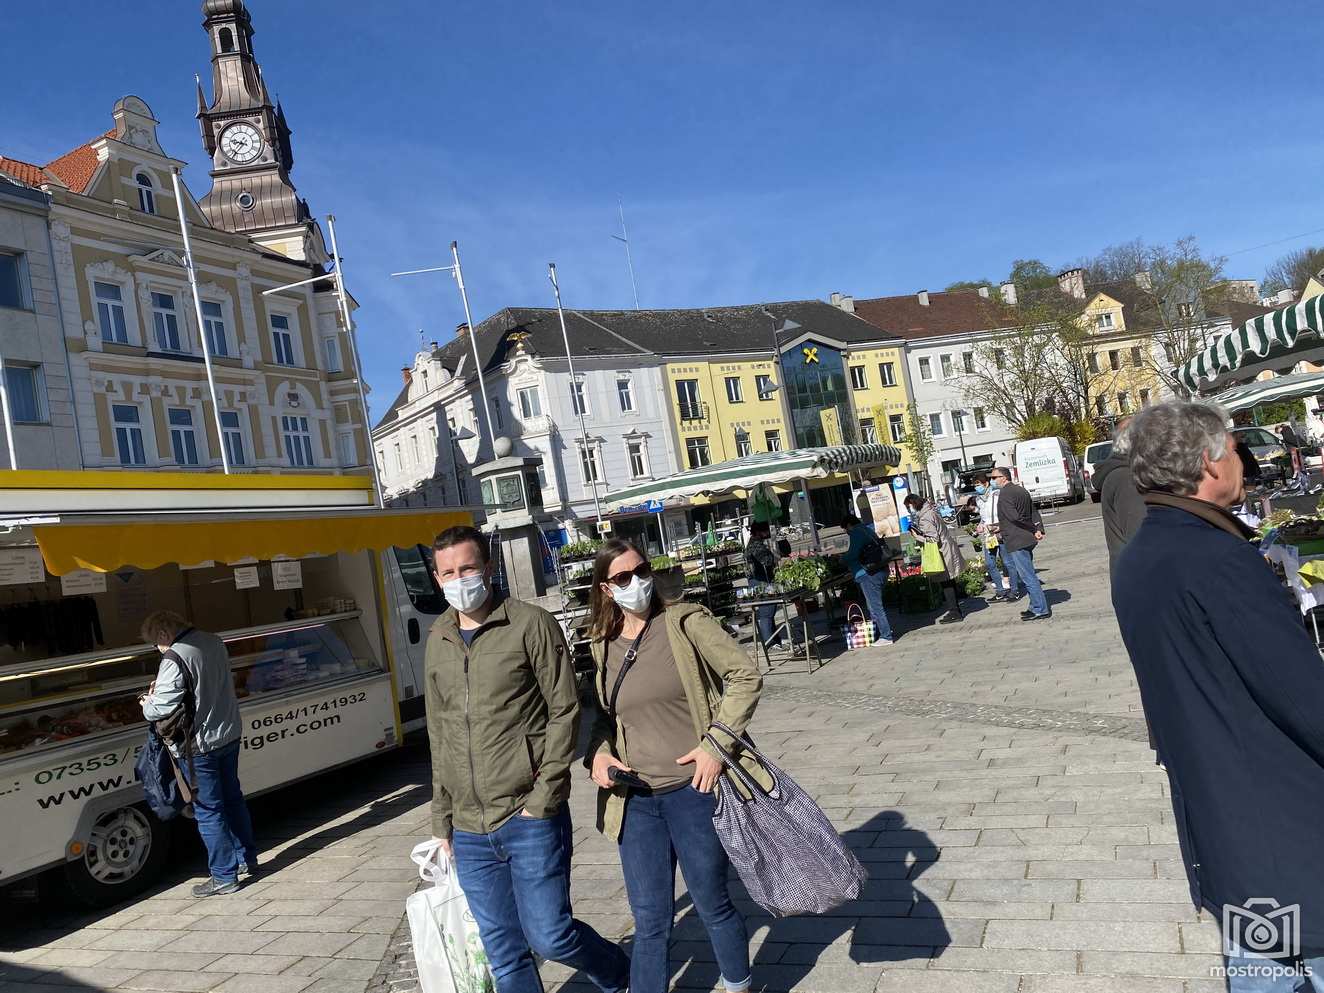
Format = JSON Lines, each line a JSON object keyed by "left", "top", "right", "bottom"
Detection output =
{"left": 603, "top": 621, "right": 695, "bottom": 790}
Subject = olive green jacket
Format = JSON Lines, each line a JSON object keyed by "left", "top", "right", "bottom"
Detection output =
{"left": 586, "top": 601, "right": 769, "bottom": 841}
{"left": 425, "top": 596, "right": 578, "bottom": 838}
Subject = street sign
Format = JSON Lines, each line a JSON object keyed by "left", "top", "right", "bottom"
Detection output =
{"left": 597, "top": 519, "right": 613, "bottom": 537}
{"left": 644, "top": 499, "right": 664, "bottom": 513}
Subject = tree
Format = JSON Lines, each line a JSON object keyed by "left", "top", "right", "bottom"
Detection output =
{"left": 1008, "top": 259, "right": 1058, "bottom": 296}
{"left": 1262, "top": 246, "right": 1324, "bottom": 296}
{"left": 944, "top": 279, "right": 993, "bottom": 292}
{"left": 898, "top": 402, "right": 936, "bottom": 495}
{"left": 1017, "top": 412, "right": 1064, "bottom": 441}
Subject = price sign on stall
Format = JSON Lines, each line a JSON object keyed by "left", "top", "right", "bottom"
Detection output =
{"left": 0, "top": 548, "right": 45, "bottom": 586}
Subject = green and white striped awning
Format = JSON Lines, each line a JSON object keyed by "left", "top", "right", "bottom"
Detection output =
{"left": 1210, "top": 372, "right": 1324, "bottom": 414}
{"left": 1177, "top": 296, "right": 1324, "bottom": 391}
{"left": 602, "top": 443, "right": 901, "bottom": 512}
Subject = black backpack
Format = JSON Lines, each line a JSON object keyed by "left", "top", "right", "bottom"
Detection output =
{"left": 859, "top": 536, "right": 885, "bottom": 575}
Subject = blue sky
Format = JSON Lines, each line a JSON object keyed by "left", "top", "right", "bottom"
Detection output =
{"left": 6, "top": 1, "right": 1323, "bottom": 417}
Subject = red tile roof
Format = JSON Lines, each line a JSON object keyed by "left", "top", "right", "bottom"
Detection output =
{"left": 0, "top": 129, "right": 113, "bottom": 194}
{"left": 852, "top": 290, "right": 1018, "bottom": 340}
{"left": 0, "top": 155, "right": 48, "bottom": 187}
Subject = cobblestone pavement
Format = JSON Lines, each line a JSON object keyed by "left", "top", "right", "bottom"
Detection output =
{"left": 3, "top": 513, "right": 1230, "bottom": 993}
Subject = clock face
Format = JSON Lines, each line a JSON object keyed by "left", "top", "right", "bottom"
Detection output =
{"left": 220, "top": 123, "right": 263, "bottom": 164}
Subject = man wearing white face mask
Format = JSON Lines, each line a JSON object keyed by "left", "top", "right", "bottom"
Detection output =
{"left": 424, "top": 526, "right": 629, "bottom": 993}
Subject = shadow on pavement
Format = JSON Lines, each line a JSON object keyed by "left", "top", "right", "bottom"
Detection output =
{"left": 0, "top": 964, "right": 106, "bottom": 991}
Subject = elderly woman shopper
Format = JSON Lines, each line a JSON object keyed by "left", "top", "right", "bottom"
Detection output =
{"left": 585, "top": 539, "right": 767, "bottom": 993}
{"left": 904, "top": 492, "right": 967, "bottom": 624}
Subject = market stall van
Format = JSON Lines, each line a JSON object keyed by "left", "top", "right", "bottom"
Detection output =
{"left": 0, "top": 470, "right": 468, "bottom": 905}
{"left": 1013, "top": 436, "right": 1085, "bottom": 505}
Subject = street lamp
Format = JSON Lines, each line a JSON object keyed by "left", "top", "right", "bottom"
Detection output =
{"left": 758, "top": 308, "right": 800, "bottom": 448}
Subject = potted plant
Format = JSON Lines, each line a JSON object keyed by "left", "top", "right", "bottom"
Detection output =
{"left": 558, "top": 538, "right": 602, "bottom": 563}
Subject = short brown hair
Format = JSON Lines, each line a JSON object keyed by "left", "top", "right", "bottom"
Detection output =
{"left": 434, "top": 525, "right": 490, "bottom": 564}
{"left": 141, "top": 609, "right": 189, "bottom": 646}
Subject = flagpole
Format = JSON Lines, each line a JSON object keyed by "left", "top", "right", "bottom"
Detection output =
{"left": 170, "top": 168, "right": 230, "bottom": 473}
{"left": 450, "top": 241, "right": 495, "bottom": 451}
{"left": 0, "top": 351, "right": 18, "bottom": 469}
{"left": 548, "top": 263, "right": 602, "bottom": 526}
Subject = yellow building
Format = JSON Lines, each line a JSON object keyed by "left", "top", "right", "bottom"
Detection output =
{"left": 1079, "top": 289, "right": 1163, "bottom": 418}
{"left": 844, "top": 341, "right": 918, "bottom": 475}
{"left": 663, "top": 356, "right": 786, "bottom": 467}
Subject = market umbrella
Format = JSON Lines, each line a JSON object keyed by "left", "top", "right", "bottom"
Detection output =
{"left": 1210, "top": 372, "right": 1324, "bottom": 414}
{"left": 1176, "top": 295, "right": 1324, "bottom": 391}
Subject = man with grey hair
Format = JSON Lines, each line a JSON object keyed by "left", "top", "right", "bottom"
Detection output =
{"left": 1092, "top": 415, "right": 1147, "bottom": 574}
{"left": 1114, "top": 400, "right": 1324, "bottom": 986}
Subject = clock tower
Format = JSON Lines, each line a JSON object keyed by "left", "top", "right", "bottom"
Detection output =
{"left": 195, "top": 0, "right": 323, "bottom": 261}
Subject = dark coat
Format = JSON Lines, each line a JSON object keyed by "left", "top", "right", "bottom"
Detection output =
{"left": 995, "top": 482, "right": 1039, "bottom": 552}
{"left": 1093, "top": 454, "right": 1147, "bottom": 571}
{"left": 1113, "top": 500, "right": 1324, "bottom": 946}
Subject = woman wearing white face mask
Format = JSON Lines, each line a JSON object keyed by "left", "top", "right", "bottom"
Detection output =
{"left": 584, "top": 539, "right": 766, "bottom": 993}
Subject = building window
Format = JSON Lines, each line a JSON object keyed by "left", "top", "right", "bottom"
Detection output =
{"left": 849, "top": 366, "right": 867, "bottom": 390}
{"left": 1087, "top": 352, "right": 1100, "bottom": 374}
{"left": 570, "top": 378, "right": 590, "bottom": 416}
{"left": 220, "top": 410, "right": 247, "bottom": 466}
{"left": 918, "top": 357, "right": 933, "bottom": 381}
{"left": 136, "top": 173, "right": 156, "bottom": 215}
{"left": 735, "top": 428, "right": 752, "bottom": 457}
{"left": 517, "top": 386, "right": 542, "bottom": 419}
{"left": 94, "top": 281, "right": 129, "bottom": 343}
{"left": 686, "top": 436, "right": 711, "bottom": 468}
{"left": 200, "top": 301, "right": 229, "bottom": 357}
{"left": 994, "top": 348, "right": 1006, "bottom": 370}
{"left": 962, "top": 352, "right": 975, "bottom": 374}
{"left": 483, "top": 396, "right": 500, "bottom": 431}
{"left": 627, "top": 438, "right": 648, "bottom": 478}
{"left": 888, "top": 414, "right": 904, "bottom": 443}
{"left": 321, "top": 334, "right": 341, "bottom": 372}
{"left": 951, "top": 409, "right": 967, "bottom": 434}
{"left": 393, "top": 441, "right": 403, "bottom": 473}
{"left": 375, "top": 449, "right": 385, "bottom": 475}
{"left": 0, "top": 252, "right": 29, "bottom": 310}
{"left": 859, "top": 418, "right": 877, "bottom": 444}
{"left": 168, "top": 408, "right": 199, "bottom": 466}
{"left": 928, "top": 412, "right": 945, "bottom": 438}
{"left": 151, "top": 292, "right": 183, "bottom": 352}
{"left": 4, "top": 365, "right": 46, "bottom": 423}
{"left": 764, "top": 429, "right": 781, "bottom": 452}
{"left": 1177, "top": 302, "right": 1195, "bottom": 319}
{"left": 878, "top": 362, "right": 896, "bottom": 387}
{"left": 1139, "top": 388, "right": 1151, "bottom": 406}
{"left": 270, "top": 313, "right": 296, "bottom": 365}
{"left": 753, "top": 374, "right": 774, "bottom": 400}
{"left": 1108, "top": 349, "right": 1121, "bottom": 371}
{"left": 1131, "top": 345, "right": 1144, "bottom": 367}
{"left": 338, "top": 430, "right": 356, "bottom": 466}
{"left": 974, "top": 407, "right": 988, "bottom": 431}
{"left": 725, "top": 376, "right": 744, "bottom": 403}
{"left": 617, "top": 377, "right": 634, "bottom": 412}
{"left": 112, "top": 403, "right": 146, "bottom": 466}
{"left": 579, "top": 442, "right": 603, "bottom": 485}
{"left": 1096, "top": 311, "right": 1115, "bottom": 330}
{"left": 676, "top": 379, "right": 703, "bottom": 420}
{"left": 1095, "top": 395, "right": 1108, "bottom": 417}
{"left": 282, "top": 414, "right": 314, "bottom": 467}
{"left": 940, "top": 354, "right": 955, "bottom": 379}
{"left": 1118, "top": 391, "right": 1131, "bottom": 414}
{"left": 410, "top": 433, "right": 422, "bottom": 466}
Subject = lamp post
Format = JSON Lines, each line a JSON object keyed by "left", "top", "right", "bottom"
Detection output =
{"left": 758, "top": 308, "right": 800, "bottom": 449}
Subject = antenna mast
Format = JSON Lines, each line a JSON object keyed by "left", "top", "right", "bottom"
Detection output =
{"left": 611, "top": 197, "right": 641, "bottom": 310}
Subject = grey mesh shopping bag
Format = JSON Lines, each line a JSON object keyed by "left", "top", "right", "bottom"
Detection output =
{"left": 704, "top": 721, "right": 868, "bottom": 916}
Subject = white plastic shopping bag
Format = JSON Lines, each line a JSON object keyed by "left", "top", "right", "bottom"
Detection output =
{"left": 406, "top": 840, "right": 495, "bottom": 993}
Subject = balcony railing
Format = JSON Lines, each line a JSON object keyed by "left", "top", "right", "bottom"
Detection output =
{"left": 678, "top": 401, "right": 709, "bottom": 423}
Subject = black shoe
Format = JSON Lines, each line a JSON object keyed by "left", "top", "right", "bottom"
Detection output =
{"left": 937, "top": 610, "right": 964, "bottom": 624}
{"left": 1021, "top": 610, "right": 1052, "bottom": 622}
{"left": 192, "top": 877, "right": 241, "bottom": 897}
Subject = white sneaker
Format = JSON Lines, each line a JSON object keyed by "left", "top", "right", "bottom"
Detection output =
{"left": 876, "top": 638, "right": 894, "bottom": 646}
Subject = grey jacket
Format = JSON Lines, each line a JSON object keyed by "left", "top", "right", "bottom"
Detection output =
{"left": 142, "top": 628, "right": 241, "bottom": 755}
{"left": 1094, "top": 454, "right": 1147, "bottom": 572}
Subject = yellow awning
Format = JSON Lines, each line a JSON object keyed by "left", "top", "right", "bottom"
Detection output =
{"left": 32, "top": 510, "right": 472, "bottom": 576}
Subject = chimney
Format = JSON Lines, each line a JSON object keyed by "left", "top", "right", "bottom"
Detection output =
{"left": 1056, "top": 268, "right": 1086, "bottom": 300}
{"left": 917, "top": 290, "right": 930, "bottom": 307}
{"left": 830, "top": 291, "right": 842, "bottom": 307}
{"left": 1000, "top": 282, "right": 1018, "bottom": 306}
{"left": 829, "top": 292, "right": 855, "bottom": 313}
{"left": 977, "top": 286, "right": 990, "bottom": 299}
{"left": 402, "top": 367, "right": 412, "bottom": 387}
{"left": 430, "top": 340, "right": 439, "bottom": 350}
{"left": 455, "top": 322, "right": 470, "bottom": 336}
{"left": 1134, "top": 270, "right": 1152, "bottom": 292}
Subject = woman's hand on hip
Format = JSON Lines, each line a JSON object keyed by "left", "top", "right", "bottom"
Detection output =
{"left": 590, "top": 751, "right": 632, "bottom": 789}
{"left": 677, "top": 745, "right": 724, "bottom": 793}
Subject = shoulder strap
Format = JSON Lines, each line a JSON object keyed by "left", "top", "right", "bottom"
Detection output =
{"left": 606, "top": 614, "right": 653, "bottom": 717}
{"left": 162, "top": 647, "right": 195, "bottom": 699}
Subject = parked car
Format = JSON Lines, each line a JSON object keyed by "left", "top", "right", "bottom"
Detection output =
{"left": 1082, "top": 440, "right": 1113, "bottom": 504}
{"left": 1013, "top": 436, "right": 1086, "bottom": 505}
{"left": 1231, "top": 426, "right": 1290, "bottom": 482}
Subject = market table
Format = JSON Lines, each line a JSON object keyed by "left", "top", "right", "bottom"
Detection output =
{"left": 739, "top": 588, "right": 822, "bottom": 674}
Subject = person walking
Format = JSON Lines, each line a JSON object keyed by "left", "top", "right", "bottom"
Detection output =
{"left": 139, "top": 610, "right": 256, "bottom": 898}
{"left": 1113, "top": 401, "right": 1324, "bottom": 989}
{"left": 991, "top": 467, "right": 1051, "bottom": 621}
{"left": 586, "top": 539, "right": 764, "bottom": 993}
{"left": 840, "top": 512, "right": 894, "bottom": 645}
{"left": 972, "top": 472, "right": 1019, "bottom": 602}
{"left": 425, "top": 525, "right": 629, "bottom": 993}
{"left": 1093, "top": 417, "right": 1147, "bottom": 575}
{"left": 902, "top": 493, "right": 966, "bottom": 624}
{"left": 744, "top": 520, "right": 780, "bottom": 649}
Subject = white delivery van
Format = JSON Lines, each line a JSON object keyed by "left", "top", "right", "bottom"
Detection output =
{"left": 1014, "top": 436, "right": 1084, "bottom": 505}
{"left": 0, "top": 469, "right": 468, "bottom": 905}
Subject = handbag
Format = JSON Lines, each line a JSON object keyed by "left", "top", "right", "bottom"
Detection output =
{"left": 843, "top": 603, "right": 875, "bottom": 650}
{"left": 406, "top": 841, "right": 495, "bottom": 993}
{"left": 704, "top": 720, "right": 867, "bottom": 916}
{"left": 920, "top": 541, "right": 945, "bottom": 575}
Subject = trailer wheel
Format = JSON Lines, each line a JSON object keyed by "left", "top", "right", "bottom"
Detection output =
{"left": 63, "top": 803, "right": 171, "bottom": 907}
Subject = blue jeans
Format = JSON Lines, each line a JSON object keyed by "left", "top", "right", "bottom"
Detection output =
{"left": 452, "top": 804, "right": 628, "bottom": 993}
{"left": 855, "top": 570, "right": 894, "bottom": 641}
{"left": 754, "top": 604, "right": 778, "bottom": 645}
{"left": 982, "top": 546, "right": 1019, "bottom": 594}
{"left": 619, "top": 786, "right": 750, "bottom": 993}
{"left": 1003, "top": 547, "right": 1048, "bottom": 616}
{"left": 191, "top": 739, "right": 257, "bottom": 883}
{"left": 1223, "top": 948, "right": 1324, "bottom": 991}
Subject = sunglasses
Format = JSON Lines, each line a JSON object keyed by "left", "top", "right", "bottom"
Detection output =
{"left": 605, "top": 562, "right": 652, "bottom": 588}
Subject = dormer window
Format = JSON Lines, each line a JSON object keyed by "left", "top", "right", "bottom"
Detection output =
{"left": 218, "top": 27, "right": 235, "bottom": 52}
{"left": 136, "top": 173, "right": 155, "bottom": 215}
